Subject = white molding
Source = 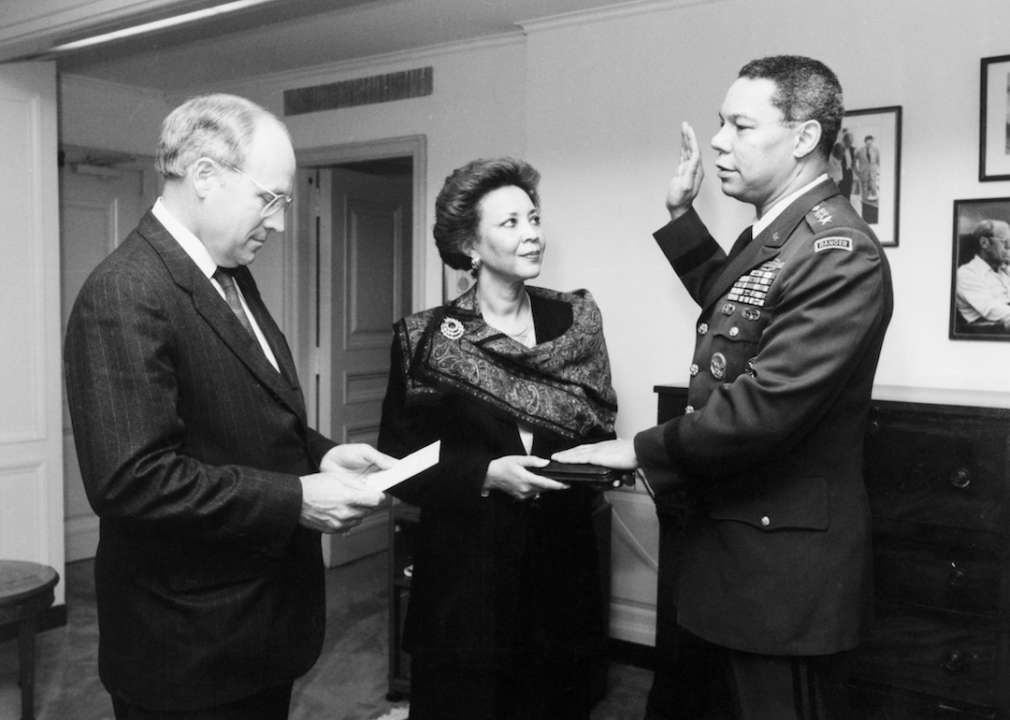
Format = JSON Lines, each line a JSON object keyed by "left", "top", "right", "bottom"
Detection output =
{"left": 609, "top": 599, "right": 657, "bottom": 646}
{"left": 0, "top": 0, "right": 216, "bottom": 62}
{"left": 65, "top": 512, "right": 101, "bottom": 562}
{"left": 872, "top": 384, "right": 1010, "bottom": 409}
{"left": 518, "top": 0, "right": 726, "bottom": 33}
{"left": 172, "top": 33, "right": 526, "bottom": 100}
{"left": 60, "top": 71, "right": 168, "bottom": 102}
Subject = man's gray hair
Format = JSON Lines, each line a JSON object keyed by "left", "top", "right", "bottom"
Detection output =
{"left": 975, "top": 219, "right": 1003, "bottom": 242}
{"left": 155, "top": 94, "right": 288, "bottom": 179}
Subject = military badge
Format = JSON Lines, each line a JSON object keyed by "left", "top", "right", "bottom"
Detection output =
{"left": 710, "top": 352, "right": 727, "bottom": 380}
{"left": 814, "top": 237, "right": 853, "bottom": 253}
{"left": 743, "top": 307, "right": 761, "bottom": 321}
{"left": 721, "top": 303, "right": 736, "bottom": 316}
{"left": 811, "top": 204, "right": 833, "bottom": 226}
{"left": 727, "top": 264, "right": 780, "bottom": 307}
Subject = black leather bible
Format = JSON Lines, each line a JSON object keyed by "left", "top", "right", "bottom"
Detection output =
{"left": 535, "top": 461, "right": 634, "bottom": 486}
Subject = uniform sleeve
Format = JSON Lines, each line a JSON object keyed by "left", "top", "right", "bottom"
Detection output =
{"left": 645, "top": 223, "right": 890, "bottom": 479}
{"left": 64, "top": 268, "right": 303, "bottom": 553}
{"left": 653, "top": 208, "right": 730, "bottom": 304}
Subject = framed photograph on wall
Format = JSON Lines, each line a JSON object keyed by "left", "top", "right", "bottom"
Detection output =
{"left": 980, "top": 54, "right": 1010, "bottom": 181}
{"left": 949, "top": 197, "right": 1010, "bottom": 340}
{"left": 836, "top": 106, "right": 901, "bottom": 247}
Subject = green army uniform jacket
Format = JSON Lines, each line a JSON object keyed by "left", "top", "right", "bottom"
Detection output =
{"left": 635, "top": 178, "right": 893, "bottom": 656}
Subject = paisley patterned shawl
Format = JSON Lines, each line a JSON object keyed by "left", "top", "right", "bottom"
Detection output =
{"left": 396, "top": 285, "right": 617, "bottom": 442}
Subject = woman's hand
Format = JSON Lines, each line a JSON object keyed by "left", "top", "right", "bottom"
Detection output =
{"left": 483, "top": 455, "right": 568, "bottom": 501}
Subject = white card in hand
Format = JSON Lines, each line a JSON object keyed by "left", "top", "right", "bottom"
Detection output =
{"left": 367, "top": 441, "right": 441, "bottom": 491}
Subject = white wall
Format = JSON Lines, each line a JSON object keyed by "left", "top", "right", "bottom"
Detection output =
{"left": 59, "top": 74, "right": 171, "bottom": 155}
{"left": 58, "top": 0, "right": 1010, "bottom": 645}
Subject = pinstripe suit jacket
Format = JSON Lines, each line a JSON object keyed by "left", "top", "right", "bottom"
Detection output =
{"left": 65, "top": 210, "right": 336, "bottom": 711}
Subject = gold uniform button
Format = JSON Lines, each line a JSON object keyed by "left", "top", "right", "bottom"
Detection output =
{"left": 684, "top": 405, "right": 695, "bottom": 414}
{"left": 689, "top": 363, "right": 699, "bottom": 376}
{"left": 760, "top": 516, "right": 770, "bottom": 527}
{"left": 698, "top": 323, "right": 709, "bottom": 335}
{"left": 729, "top": 327, "right": 740, "bottom": 338}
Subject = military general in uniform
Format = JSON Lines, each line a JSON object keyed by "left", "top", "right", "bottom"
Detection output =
{"left": 554, "top": 56, "right": 893, "bottom": 719}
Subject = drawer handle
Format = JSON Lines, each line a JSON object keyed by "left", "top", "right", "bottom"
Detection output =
{"left": 948, "top": 564, "right": 966, "bottom": 589}
{"left": 941, "top": 650, "right": 966, "bottom": 673}
{"left": 949, "top": 468, "right": 971, "bottom": 489}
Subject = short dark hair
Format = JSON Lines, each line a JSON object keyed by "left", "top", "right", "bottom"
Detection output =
{"left": 738, "top": 55, "right": 843, "bottom": 160}
{"left": 433, "top": 157, "right": 541, "bottom": 271}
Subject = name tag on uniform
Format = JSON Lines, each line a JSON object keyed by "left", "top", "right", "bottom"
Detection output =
{"left": 814, "top": 237, "right": 852, "bottom": 253}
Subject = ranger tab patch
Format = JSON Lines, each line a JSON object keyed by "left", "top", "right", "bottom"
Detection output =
{"left": 814, "top": 236, "right": 853, "bottom": 253}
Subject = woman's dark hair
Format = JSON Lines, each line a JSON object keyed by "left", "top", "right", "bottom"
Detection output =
{"left": 433, "top": 157, "right": 541, "bottom": 271}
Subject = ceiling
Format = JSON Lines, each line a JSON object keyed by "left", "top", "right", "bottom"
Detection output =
{"left": 33, "top": 0, "right": 652, "bottom": 93}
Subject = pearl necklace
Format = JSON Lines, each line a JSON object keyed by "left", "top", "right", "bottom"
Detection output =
{"left": 478, "top": 290, "right": 532, "bottom": 339}
{"left": 504, "top": 296, "right": 533, "bottom": 339}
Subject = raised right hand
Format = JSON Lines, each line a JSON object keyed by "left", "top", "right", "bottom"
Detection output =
{"left": 665, "top": 121, "right": 704, "bottom": 220}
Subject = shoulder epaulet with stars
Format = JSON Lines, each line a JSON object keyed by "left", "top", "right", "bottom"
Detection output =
{"left": 806, "top": 203, "right": 836, "bottom": 229}
{"left": 804, "top": 201, "right": 860, "bottom": 254}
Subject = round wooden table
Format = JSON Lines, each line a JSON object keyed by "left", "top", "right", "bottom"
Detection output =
{"left": 0, "top": 561, "right": 59, "bottom": 720}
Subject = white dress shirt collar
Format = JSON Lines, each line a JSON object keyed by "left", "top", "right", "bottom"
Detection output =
{"left": 152, "top": 198, "right": 218, "bottom": 281}
{"left": 151, "top": 198, "right": 280, "bottom": 372}
{"left": 753, "top": 174, "right": 830, "bottom": 238}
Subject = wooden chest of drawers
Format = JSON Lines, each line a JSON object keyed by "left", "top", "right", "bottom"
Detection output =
{"left": 851, "top": 399, "right": 1010, "bottom": 719}
{"left": 654, "top": 386, "right": 1010, "bottom": 719}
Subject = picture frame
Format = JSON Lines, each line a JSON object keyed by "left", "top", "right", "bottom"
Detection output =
{"left": 949, "top": 197, "right": 1010, "bottom": 341}
{"left": 979, "top": 54, "right": 1010, "bottom": 181}
{"left": 836, "top": 106, "right": 901, "bottom": 247}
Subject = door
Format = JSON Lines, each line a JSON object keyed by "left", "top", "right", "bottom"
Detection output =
{"left": 305, "top": 164, "right": 413, "bottom": 566}
{"left": 0, "top": 62, "right": 63, "bottom": 601}
{"left": 59, "top": 150, "right": 156, "bottom": 560}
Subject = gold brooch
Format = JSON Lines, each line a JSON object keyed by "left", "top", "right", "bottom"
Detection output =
{"left": 440, "top": 317, "right": 464, "bottom": 340}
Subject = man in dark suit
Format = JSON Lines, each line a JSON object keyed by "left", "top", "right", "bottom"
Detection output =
{"left": 555, "top": 56, "right": 893, "bottom": 719}
{"left": 65, "top": 94, "right": 392, "bottom": 720}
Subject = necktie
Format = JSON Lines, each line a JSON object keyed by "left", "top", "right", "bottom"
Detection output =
{"left": 726, "top": 225, "right": 754, "bottom": 263}
{"left": 213, "top": 267, "right": 256, "bottom": 338}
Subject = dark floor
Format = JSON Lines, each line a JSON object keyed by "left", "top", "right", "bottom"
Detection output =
{"left": 0, "top": 552, "right": 651, "bottom": 720}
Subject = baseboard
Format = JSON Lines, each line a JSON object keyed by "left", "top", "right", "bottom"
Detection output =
{"left": 608, "top": 600, "right": 657, "bottom": 647}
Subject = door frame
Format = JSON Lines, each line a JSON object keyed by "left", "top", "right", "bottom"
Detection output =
{"left": 292, "top": 136, "right": 425, "bottom": 566}
{"left": 291, "top": 135, "right": 426, "bottom": 404}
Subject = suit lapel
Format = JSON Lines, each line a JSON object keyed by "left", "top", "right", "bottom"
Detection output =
{"left": 700, "top": 179, "right": 840, "bottom": 310}
{"left": 137, "top": 211, "right": 308, "bottom": 421}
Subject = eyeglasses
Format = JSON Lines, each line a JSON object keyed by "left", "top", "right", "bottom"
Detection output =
{"left": 220, "top": 160, "right": 293, "bottom": 218}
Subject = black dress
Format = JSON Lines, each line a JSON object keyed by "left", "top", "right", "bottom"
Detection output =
{"left": 378, "top": 291, "right": 612, "bottom": 720}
